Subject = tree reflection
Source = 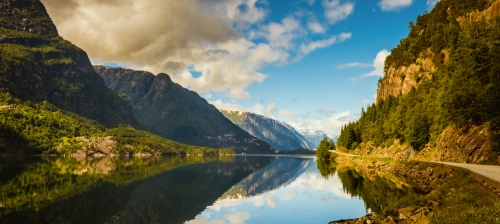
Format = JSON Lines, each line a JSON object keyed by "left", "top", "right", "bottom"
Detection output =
{"left": 317, "top": 160, "right": 418, "bottom": 215}
{"left": 316, "top": 159, "right": 337, "bottom": 179}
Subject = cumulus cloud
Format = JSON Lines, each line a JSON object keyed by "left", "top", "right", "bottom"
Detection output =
{"left": 253, "top": 17, "right": 302, "bottom": 50}
{"left": 287, "top": 110, "right": 353, "bottom": 138}
{"left": 307, "top": 21, "right": 325, "bottom": 34}
{"left": 379, "top": 0, "right": 413, "bottom": 11}
{"left": 280, "top": 110, "right": 296, "bottom": 121}
{"left": 322, "top": 0, "right": 355, "bottom": 24}
{"left": 265, "top": 103, "right": 277, "bottom": 116}
{"left": 223, "top": 212, "right": 251, "bottom": 224}
{"left": 42, "top": 0, "right": 351, "bottom": 99}
{"left": 40, "top": 0, "right": 286, "bottom": 99}
{"left": 342, "top": 49, "right": 391, "bottom": 81}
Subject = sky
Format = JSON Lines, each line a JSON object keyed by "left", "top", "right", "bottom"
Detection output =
{"left": 41, "top": 0, "right": 440, "bottom": 138}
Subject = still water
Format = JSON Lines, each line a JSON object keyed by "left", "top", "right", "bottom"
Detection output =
{"left": 0, "top": 155, "right": 416, "bottom": 223}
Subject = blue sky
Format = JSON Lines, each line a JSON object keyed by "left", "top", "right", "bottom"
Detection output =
{"left": 43, "top": 0, "right": 439, "bottom": 137}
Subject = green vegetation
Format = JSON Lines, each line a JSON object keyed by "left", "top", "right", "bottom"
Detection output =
{"left": 338, "top": 0, "right": 500, "bottom": 153}
{"left": 0, "top": 92, "right": 234, "bottom": 155}
{"left": 106, "top": 128, "right": 234, "bottom": 155}
{"left": 320, "top": 157, "right": 500, "bottom": 223}
{"left": 0, "top": 156, "right": 235, "bottom": 217}
{"left": 0, "top": 0, "right": 143, "bottom": 130}
{"left": 316, "top": 137, "right": 336, "bottom": 160}
{"left": 277, "top": 148, "right": 316, "bottom": 155}
{"left": 388, "top": 162, "right": 500, "bottom": 223}
{"left": 94, "top": 66, "right": 274, "bottom": 154}
{"left": 0, "top": 0, "right": 234, "bottom": 156}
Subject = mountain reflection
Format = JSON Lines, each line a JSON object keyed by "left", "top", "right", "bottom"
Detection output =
{"left": 0, "top": 156, "right": 418, "bottom": 224}
{"left": 0, "top": 156, "right": 272, "bottom": 224}
{"left": 220, "top": 156, "right": 311, "bottom": 199}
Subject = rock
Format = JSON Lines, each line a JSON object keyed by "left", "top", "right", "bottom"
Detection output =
{"left": 398, "top": 206, "right": 431, "bottom": 224}
{"left": 377, "top": 49, "right": 435, "bottom": 102}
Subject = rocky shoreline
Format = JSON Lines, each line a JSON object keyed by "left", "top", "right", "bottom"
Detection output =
{"left": 328, "top": 156, "right": 500, "bottom": 223}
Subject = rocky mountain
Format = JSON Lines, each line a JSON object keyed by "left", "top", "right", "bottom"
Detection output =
{"left": 0, "top": 0, "right": 229, "bottom": 156}
{"left": 94, "top": 66, "right": 275, "bottom": 154}
{"left": 220, "top": 110, "right": 312, "bottom": 151}
{"left": 0, "top": 0, "right": 141, "bottom": 129}
{"left": 298, "top": 129, "right": 331, "bottom": 149}
{"left": 338, "top": 0, "right": 500, "bottom": 164}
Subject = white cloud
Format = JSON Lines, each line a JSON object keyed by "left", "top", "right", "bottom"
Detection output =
{"left": 209, "top": 99, "right": 264, "bottom": 115}
{"left": 224, "top": 212, "right": 250, "bottom": 224}
{"left": 345, "top": 49, "right": 391, "bottom": 81}
{"left": 288, "top": 110, "right": 354, "bottom": 138}
{"left": 254, "top": 17, "right": 302, "bottom": 50}
{"left": 322, "top": 0, "right": 355, "bottom": 24}
{"left": 280, "top": 110, "right": 296, "bottom": 121}
{"left": 379, "top": 0, "right": 413, "bottom": 11}
{"left": 41, "top": 0, "right": 290, "bottom": 99}
{"left": 336, "top": 62, "right": 372, "bottom": 69}
{"left": 299, "top": 33, "right": 351, "bottom": 55}
{"left": 362, "top": 99, "right": 370, "bottom": 104}
{"left": 265, "top": 103, "right": 277, "bottom": 116}
{"left": 307, "top": 21, "right": 325, "bottom": 34}
{"left": 426, "top": 0, "right": 440, "bottom": 9}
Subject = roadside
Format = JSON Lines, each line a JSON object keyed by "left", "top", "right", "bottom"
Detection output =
{"left": 326, "top": 151, "right": 500, "bottom": 224}
{"left": 330, "top": 150, "right": 500, "bottom": 193}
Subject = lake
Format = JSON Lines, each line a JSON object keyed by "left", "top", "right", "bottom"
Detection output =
{"left": 0, "top": 155, "right": 417, "bottom": 223}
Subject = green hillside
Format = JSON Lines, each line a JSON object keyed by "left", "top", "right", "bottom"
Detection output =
{"left": 94, "top": 66, "right": 275, "bottom": 154}
{"left": 0, "top": 0, "right": 232, "bottom": 155}
{"left": 338, "top": 0, "right": 500, "bottom": 163}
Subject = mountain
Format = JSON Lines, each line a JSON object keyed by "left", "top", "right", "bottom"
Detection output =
{"left": 220, "top": 110, "right": 312, "bottom": 150}
{"left": 0, "top": 0, "right": 229, "bottom": 156}
{"left": 298, "top": 129, "right": 331, "bottom": 149}
{"left": 93, "top": 66, "right": 275, "bottom": 154}
{"left": 337, "top": 0, "right": 500, "bottom": 164}
{"left": 0, "top": 0, "right": 141, "bottom": 129}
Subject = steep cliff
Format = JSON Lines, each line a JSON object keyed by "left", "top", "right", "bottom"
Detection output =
{"left": 376, "top": 49, "right": 435, "bottom": 102}
{"left": 94, "top": 66, "right": 275, "bottom": 154}
{"left": 338, "top": 0, "right": 500, "bottom": 164}
{"left": 0, "top": 0, "right": 141, "bottom": 128}
{"left": 220, "top": 110, "right": 312, "bottom": 150}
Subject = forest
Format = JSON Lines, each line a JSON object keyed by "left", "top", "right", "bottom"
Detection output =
{"left": 338, "top": 0, "right": 500, "bottom": 153}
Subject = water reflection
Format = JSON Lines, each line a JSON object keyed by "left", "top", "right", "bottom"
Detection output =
{"left": 0, "top": 156, "right": 418, "bottom": 223}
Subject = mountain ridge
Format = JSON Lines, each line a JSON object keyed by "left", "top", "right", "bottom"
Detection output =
{"left": 220, "top": 110, "right": 313, "bottom": 151}
{"left": 94, "top": 66, "right": 275, "bottom": 154}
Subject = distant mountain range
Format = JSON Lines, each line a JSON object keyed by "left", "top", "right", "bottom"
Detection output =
{"left": 94, "top": 66, "right": 275, "bottom": 154}
{"left": 220, "top": 110, "right": 330, "bottom": 150}
{"left": 298, "top": 129, "right": 332, "bottom": 149}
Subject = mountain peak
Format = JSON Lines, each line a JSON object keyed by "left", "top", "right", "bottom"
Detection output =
{"left": 0, "top": 0, "right": 58, "bottom": 37}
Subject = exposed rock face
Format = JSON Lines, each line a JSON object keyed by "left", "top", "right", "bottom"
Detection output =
{"left": 416, "top": 124, "right": 494, "bottom": 164}
{"left": 457, "top": 0, "right": 500, "bottom": 25}
{"left": 354, "top": 124, "right": 496, "bottom": 164}
{"left": 94, "top": 66, "right": 275, "bottom": 154}
{"left": 377, "top": 49, "right": 435, "bottom": 102}
{"left": 0, "top": 0, "right": 141, "bottom": 128}
{"left": 220, "top": 110, "right": 312, "bottom": 150}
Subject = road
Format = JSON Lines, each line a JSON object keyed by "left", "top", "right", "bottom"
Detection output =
{"left": 329, "top": 150, "right": 500, "bottom": 187}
